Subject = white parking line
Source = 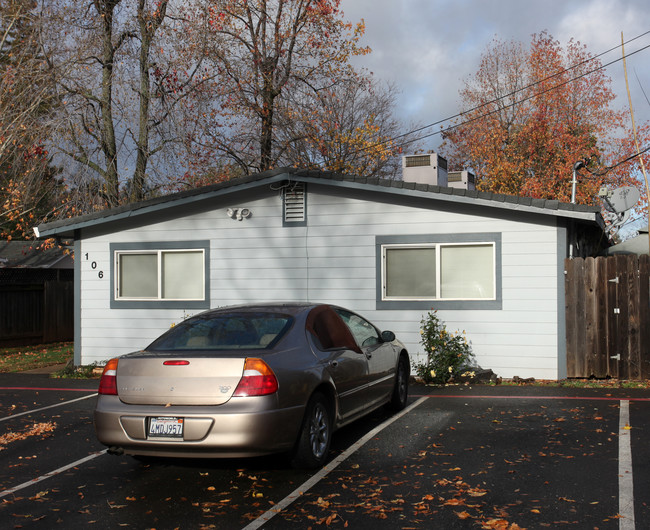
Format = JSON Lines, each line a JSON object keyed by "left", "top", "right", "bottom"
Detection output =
{"left": 0, "top": 393, "right": 98, "bottom": 423}
{"left": 619, "top": 400, "right": 635, "bottom": 529}
{"left": 242, "top": 396, "right": 430, "bottom": 530}
{"left": 0, "top": 450, "right": 107, "bottom": 499}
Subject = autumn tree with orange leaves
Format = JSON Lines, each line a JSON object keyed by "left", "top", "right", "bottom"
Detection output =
{"left": 441, "top": 32, "right": 649, "bottom": 207}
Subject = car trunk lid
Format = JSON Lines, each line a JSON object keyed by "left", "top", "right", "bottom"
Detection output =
{"left": 116, "top": 356, "right": 245, "bottom": 405}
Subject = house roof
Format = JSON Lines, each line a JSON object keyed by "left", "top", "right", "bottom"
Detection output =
{"left": 0, "top": 240, "right": 73, "bottom": 269}
{"left": 34, "top": 167, "right": 603, "bottom": 239}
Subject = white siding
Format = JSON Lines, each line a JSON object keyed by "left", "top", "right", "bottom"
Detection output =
{"left": 77, "top": 188, "right": 564, "bottom": 379}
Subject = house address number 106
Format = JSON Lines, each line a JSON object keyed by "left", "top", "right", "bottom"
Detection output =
{"left": 85, "top": 253, "right": 104, "bottom": 279}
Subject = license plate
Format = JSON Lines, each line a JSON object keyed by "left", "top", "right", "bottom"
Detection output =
{"left": 148, "top": 417, "right": 184, "bottom": 439}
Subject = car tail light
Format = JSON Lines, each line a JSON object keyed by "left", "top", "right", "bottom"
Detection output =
{"left": 233, "top": 358, "right": 278, "bottom": 397}
{"left": 98, "top": 358, "right": 119, "bottom": 395}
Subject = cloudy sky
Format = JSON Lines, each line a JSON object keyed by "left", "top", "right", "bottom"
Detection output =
{"left": 341, "top": 0, "right": 650, "bottom": 152}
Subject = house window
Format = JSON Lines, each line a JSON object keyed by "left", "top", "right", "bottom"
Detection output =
{"left": 376, "top": 234, "right": 502, "bottom": 310}
{"left": 110, "top": 241, "right": 209, "bottom": 309}
{"left": 117, "top": 250, "right": 204, "bottom": 300}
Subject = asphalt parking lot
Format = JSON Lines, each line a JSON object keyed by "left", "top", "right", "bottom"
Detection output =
{"left": 1, "top": 372, "right": 649, "bottom": 529}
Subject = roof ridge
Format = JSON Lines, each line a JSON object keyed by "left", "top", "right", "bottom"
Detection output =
{"left": 35, "top": 167, "right": 601, "bottom": 238}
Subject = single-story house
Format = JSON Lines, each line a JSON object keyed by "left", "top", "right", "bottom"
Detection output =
{"left": 34, "top": 165, "right": 605, "bottom": 379}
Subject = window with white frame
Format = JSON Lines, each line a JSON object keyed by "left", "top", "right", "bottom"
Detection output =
{"left": 115, "top": 250, "right": 205, "bottom": 300}
{"left": 114, "top": 247, "right": 206, "bottom": 303}
{"left": 382, "top": 242, "right": 496, "bottom": 301}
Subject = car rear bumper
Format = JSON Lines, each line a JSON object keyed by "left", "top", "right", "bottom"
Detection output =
{"left": 94, "top": 395, "right": 305, "bottom": 458}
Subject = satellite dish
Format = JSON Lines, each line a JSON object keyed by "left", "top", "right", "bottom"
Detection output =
{"left": 603, "top": 186, "right": 640, "bottom": 213}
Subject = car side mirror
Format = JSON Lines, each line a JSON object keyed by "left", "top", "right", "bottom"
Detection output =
{"left": 381, "top": 330, "right": 396, "bottom": 342}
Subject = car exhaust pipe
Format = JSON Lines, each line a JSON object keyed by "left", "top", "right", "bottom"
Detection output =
{"left": 107, "top": 446, "right": 124, "bottom": 456}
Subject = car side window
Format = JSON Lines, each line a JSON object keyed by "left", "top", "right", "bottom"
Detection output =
{"left": 306, "top": 306, "right": 361, "bottom": 352}
{"left": 333, "top": 308, "right": 381, "bottom": 348}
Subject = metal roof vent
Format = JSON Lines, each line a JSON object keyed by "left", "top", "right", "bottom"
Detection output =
{"left": 283, "top": 183, "right": 306, "bottom": 225}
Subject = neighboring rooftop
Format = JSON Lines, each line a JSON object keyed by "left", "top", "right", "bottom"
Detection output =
{"left": 0, "top": 240, "right": 73, "bottom": 269}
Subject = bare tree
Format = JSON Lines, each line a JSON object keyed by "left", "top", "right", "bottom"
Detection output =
{"left": 184, "top": 0, "right": 372, "bottom": 175}
{"left": 279, "top": 79, "right": 417, "bottom": 178}
{"left": 42, "top": 0, "right": 210, "bottom": 208}
{"left": 0, "top": 0, "right": 64, "bottom": 239}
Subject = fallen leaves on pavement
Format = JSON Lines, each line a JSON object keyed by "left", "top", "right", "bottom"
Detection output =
{"left": 0, "top": 422, "right": 57, "bottom": 450}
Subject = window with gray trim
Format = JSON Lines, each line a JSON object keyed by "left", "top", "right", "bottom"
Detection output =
{"left": 111, "top": 241, "right": 210, "bottom": 309}
{"left": 376, "top": 234, "right": 502, "bottom": 310}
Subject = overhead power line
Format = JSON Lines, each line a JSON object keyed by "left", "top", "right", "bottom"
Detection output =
{"left": 315, "top": 29, "right": 650, "bottom": 166}
{"left": 392, "top": 40, "right": 650, "bottom": 151}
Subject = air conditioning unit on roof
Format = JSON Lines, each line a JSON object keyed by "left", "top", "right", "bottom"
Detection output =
{"left": 447, "top": 170, "right": 476, "bottom": 191}
{"left": 402, "top": 153, "right": 448, "bottom": 186}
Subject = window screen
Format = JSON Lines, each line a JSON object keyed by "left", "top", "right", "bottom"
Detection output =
{"left": 385, "top": 247, "right": 436, "bottom": 298}
{"left": 440, "top": 244, "right": 494, "bottom": 299}
{"left": 119, "top": 253, "right": 157, "bottom": 298}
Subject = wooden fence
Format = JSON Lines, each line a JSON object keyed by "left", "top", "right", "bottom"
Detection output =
{"left": 0, "top": 281, "right": 74, "bottom": 347}
{"left": 565, "top": 255, "right": 650, "bottom": 379}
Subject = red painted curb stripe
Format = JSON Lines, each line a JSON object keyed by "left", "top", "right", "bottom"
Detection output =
{"left": 0, "top": 386, "right": 97, "bottom": 392}
{"left": 411, "top": 393, "right": 650, "bottom": 402}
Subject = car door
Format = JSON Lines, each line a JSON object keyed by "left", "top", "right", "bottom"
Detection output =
{"left": 306, "top": 306, "right": 369, "bottom": 422}
{"left": 332, "top": 308, "right": 396, "bottom": 408}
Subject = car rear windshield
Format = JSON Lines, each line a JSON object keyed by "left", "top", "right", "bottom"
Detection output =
{"left": 147, "top": 312, "right": 294, "bottom": 351}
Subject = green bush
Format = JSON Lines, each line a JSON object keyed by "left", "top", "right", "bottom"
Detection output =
{"left": 415, "top": 310, "right": 475, "bottom": 384}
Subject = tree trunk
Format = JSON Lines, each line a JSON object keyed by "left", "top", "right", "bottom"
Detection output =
{"left": 98, "top": 1, "right": 120, "bottom": 207}
{"left": 130, "top": 0, "right": 168, "bottom": 202}
{"left": 131, "top": 22, "right": 152, "bottom": 202}
{"left": 260, "top": 94, "right": 274, "bottom": 172}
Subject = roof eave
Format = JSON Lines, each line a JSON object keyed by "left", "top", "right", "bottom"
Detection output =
{"left": 35, "top": 170, "right": 297, "bottom": 238}
{"left": 34, "top": 169, "right": 602, "bottom": 239}
{"left": 291, "top": 173, "right": 602, "bottom": 224}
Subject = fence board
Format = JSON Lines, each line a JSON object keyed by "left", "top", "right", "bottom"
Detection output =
{"left": 640, "top": 255, "right": 650, "bottom": 378}
{"left": 627, "top": 256, "right": 641, "bottom": 380}
{"left": 584, "top": 258, "right": 598, "bottom": 377}
{"left": 594, "top": 257, "right": 608, "bottom": 377}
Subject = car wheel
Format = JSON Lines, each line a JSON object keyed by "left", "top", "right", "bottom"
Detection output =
{"left": 290, "top": 392, "right": 332, "bottom": 469}
{"left": 389, "top": 355, "right": 409, "bottom": 411}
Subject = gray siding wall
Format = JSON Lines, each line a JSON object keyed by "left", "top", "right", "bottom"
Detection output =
{"left": 77, "top": 185, "right": 563, "bottom": 379}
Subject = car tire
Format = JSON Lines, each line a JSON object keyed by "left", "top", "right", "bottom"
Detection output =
{"left": 389, "top": 355, "right": 409, "bottom": 411}
{"left": 290, "top": 392, "right": 332, "bottom": 469}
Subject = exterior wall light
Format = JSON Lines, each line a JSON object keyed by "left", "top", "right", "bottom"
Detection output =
{"left": 227, "top": 208, "right": 252, "bottom": 221}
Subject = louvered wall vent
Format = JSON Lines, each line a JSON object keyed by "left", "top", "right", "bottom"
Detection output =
{"left": 283, "top": 183, "right": 306, "bottom": 225}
